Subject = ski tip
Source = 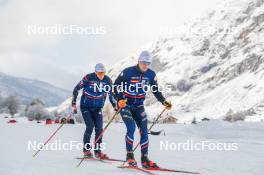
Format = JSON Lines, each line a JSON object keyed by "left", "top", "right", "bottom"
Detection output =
{"left": 75, "top": 162, "right": 82, "bottom": 168}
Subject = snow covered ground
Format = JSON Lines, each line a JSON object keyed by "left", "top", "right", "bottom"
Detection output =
{"left": 1, "top": 117, "right": 263, "bottom": 175}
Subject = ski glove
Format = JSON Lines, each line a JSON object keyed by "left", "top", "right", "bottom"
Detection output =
{"left": 118, "top": 99, "right": 127, "bottom": 109}
{"left": 114, "top": 107, "right": 119, "bottom": 112}
{"left": 72, "top": 102, "right": 78, "bottom": 114}
{"left": 163, "top": 100, "right": 172, "bottom": 110}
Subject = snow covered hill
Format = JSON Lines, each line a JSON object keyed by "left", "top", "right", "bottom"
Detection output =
{"left": 0, "top": 72, "right": 70, "bottom": 106}
{"left": 1, "top": 117, "right": 264, "bottom": 175}
{"left": 49, "top": 0, "right": 264, "bottom": 123}
{"left": 108, "top": 0, "right": 264, "bottom": 122}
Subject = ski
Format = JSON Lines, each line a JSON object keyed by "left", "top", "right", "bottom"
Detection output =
{"left": 75, "top": 157, "right": 110, "bottom": 164}
{"left": 76, "top": 157, "right": 126, "bottom": 163}
{"left": 102, "top": 157, "right": 126, "bottom": 163}
{"left": 117, "top": 165, "right": 157, "bottom": 175}
{"left": 145, "top": 167, "right": 201, "bottom": 174}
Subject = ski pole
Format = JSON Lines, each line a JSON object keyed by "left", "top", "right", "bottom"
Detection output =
{"left": 76, "top": 108, "right": 122, "bottom": 168}
{"left": 33, "top": 111, "right": 75, "bottom": 158}
{"left": 32, "top": 123, "right": 65, "bottom": 158}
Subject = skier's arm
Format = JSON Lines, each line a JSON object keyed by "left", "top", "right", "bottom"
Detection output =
{"left": 113, "top": 71, "right": 126, "bottom": 101}
{"left": 150, "top": 74, "right": 166, "bottom": 104}
{"left": 72, "top": 75, "right": 88, "bottom": 105}
{"left": 108, "top": 78, "right": 117, "bottom": 108}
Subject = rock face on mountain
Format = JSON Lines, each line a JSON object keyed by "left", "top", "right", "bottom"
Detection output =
{"left": 0, "top": 72, "right": 70, "bottom": 106}
{"left": 108, "top": 0, "right": 264, "bottom": 122}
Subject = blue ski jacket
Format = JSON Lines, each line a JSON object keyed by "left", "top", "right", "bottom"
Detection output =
{"left": 72, "top": 73, "right": 116, "bottom": 108}
{"left": 114, "top": 65, "right": 165, "bottom": 106}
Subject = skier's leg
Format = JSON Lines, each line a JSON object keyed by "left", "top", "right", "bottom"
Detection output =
{"left": 134, "top": 106, "right": 160, "bottom": 168}
{"left": 120, "top": 106, "right": 136, "bottom": 153}
{"left": 133, "top": 106, "right": 149, "bottom": 156}
{"left": 92, "top": 108, "right": 104, "bottom": 153}
{"left": 81, "top": 107, "right": 94, "bottom": 154}
{"left": 120, "top": 106, "right": 137, "bottom": 166}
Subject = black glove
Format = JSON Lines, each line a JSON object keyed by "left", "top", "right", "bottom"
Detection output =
{"left": 72, "top": 101, "right": 77, "bottom": 114}
{"left": 114, "top": 107, "right": 119, "bottom": 112}
{"left": 163, "top": 100, "right": 172, "bottom": 109}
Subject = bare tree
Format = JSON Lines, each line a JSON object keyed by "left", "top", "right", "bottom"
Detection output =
{"left": 0, "top": 95, "right": 5, "bottom": 114}
{"left": 3, "top": 96, "right": 20, "bottom": 117}
{"left": 191, "top": 116, "right": 197, "bottom": 124}
{"left": 25, "top": 98, "right": 51, "bottom": 121}
{"left": 0, "top": 95, "right": 3, "bottom": 109}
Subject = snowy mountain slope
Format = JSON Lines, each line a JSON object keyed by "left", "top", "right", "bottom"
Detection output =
{"left": 47, "top": 97, "right": 73, "bottom": 114}
{"left": 0, "top": 72, "right": 70, "bottom": 106}
{"left": 0, "top": 118, "right": 264, "bottom": 175}
{"left": 108, "top": 0, "right": 264, "bottom": 122}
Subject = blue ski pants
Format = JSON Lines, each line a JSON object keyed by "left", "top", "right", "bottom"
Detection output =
{"left": 120, "top": 106, "right": 149, "bottom": 156}
{"left": 81, "top": 106, "right": 103, "bottom": 152}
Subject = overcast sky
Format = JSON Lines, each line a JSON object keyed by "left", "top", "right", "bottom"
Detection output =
{"left": 0, "top": 0, "right": 220, "bottom": 90}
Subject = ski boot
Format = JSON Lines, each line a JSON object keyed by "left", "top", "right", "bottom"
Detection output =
{"left": 94, "top": 151, "right": 109, "bottom": 159}
{"left": 141, "top": 156, "right": 159, "bottom": 169}
{"left": 126, "top": 153, "right": 137, "bottom": 167}
{"left": 83, "top": 150, "right": 93, "bottom": 158}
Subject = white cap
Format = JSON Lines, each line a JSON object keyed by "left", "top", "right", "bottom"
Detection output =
{"left": 138, "top": 51, "right": 152, "bottom": 63}
{"left": 95, "top": 63, "right": 106, "bottom": 72}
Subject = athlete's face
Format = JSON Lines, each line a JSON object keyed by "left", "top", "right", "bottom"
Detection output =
{"left": 95, "top": 72, "right": 105, "bottom": 80}
{"left": 138, "top": 61, "right": 150, "bottom": 72}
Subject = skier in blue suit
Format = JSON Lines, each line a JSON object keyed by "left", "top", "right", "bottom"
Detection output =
{"left": 72, "top": 63, "right": 116, "bottom": 159}
{"left": 114, "top": 51, "right": 172, "bottom": 168}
